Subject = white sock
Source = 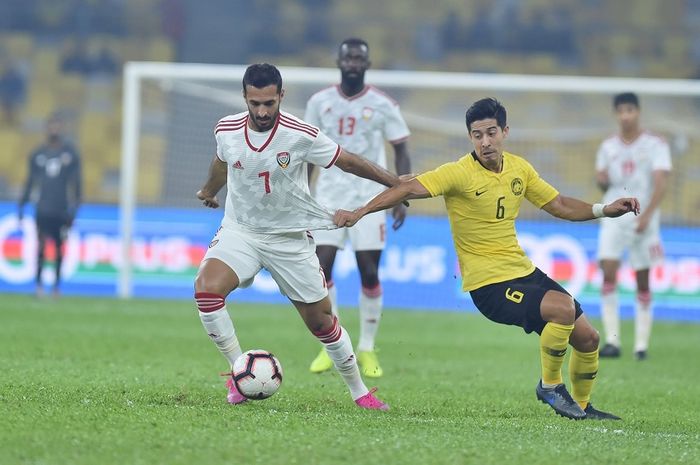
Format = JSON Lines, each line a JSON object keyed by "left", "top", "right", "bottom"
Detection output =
{"left": 358, "top": 285, "right": 382, "bottom": 352}
{"left": 601, "top": 285, "right": 620, "bottom": 346}
{"left": 195, "top": 293, "right": 242, "bottom": 368}
{"left": 315, "top": 316, "right": 368, "bottom": 400}
{"left": 634, "top": 291, "right": 653, "bottom": 352}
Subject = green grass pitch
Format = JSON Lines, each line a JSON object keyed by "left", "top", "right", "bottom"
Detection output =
{"left": 1, "top": 294, "right": 698, "bottom": 465}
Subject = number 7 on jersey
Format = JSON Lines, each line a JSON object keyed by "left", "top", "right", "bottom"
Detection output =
{"left": 258, "top": 171, "right": 271, "bottom": 194}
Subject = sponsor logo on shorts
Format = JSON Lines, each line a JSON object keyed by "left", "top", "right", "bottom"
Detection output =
{"left": 276, "top": 151, "right": 290, "bottom": 168}
{"left": 208, "top": 239, "right": 219, "bottom": 248}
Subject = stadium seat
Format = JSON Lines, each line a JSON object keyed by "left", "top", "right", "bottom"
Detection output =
{"left": 2, "top": 33, "right": 34, "bottom": 58}
{"left": 24, "top": 85, "right": 56, "bottom": 120}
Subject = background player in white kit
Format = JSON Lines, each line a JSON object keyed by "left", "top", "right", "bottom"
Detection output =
{"left": 304, "top": 38, "right": 412, "bottom": 378}
{"left": 595, "top": 92, "right": 671, "bottom": 360}
{"left": 194, "top": 63, "right": 403, "bottom": 410}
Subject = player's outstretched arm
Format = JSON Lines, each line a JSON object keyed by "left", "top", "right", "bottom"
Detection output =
{"left": 196, "top": 155, "right": 227, "bottom": 209}
{"left": 541, "top": 195, "right": 639, "bottom": 221}
{"left": 334, "top": 149, "right": 400, "bottom": 188}
{"left": 334, "top": 177, "right": 430, "bottom": 228}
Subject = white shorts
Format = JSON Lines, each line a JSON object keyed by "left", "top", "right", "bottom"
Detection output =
{"left": 597, "top": 216, "right": 664, "bottom": 270}
{"left": 203, "top": 224, "right": 328, "bottom": 303}
{"left": 312, "top": 210, "right": 386, "bottom": 251}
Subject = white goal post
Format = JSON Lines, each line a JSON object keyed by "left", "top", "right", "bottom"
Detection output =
{"left": 119, "top": 62, "right": 700, "bottom": 298}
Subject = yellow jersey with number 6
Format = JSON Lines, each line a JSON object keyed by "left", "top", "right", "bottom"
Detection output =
{"left": 416, "top": 151, "right": 559, "bottom": 291}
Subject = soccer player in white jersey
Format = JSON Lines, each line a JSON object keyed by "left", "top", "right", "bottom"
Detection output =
{"left": 304, "top": 38, "right": 412, "bottom": 378}
{"left": 595, "top": 92, "right": 672, "bottom": 360}
{"left": 194, "top": 63, "right": 403, "bottom": 410}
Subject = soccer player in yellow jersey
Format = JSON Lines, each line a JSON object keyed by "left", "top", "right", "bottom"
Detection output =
{"left": 334, "top": 98, "right": 640, "bottom": 420}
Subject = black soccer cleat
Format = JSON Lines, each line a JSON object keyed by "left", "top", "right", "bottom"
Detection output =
{"left": 536, "top": 380, "right": 586, "bottom": 420}
{"left": 583, "top": 403, "right": 622, "bottom": 420}
{"left": 599, "top": 343, "right": 621, "bottom": 358}
{"left": 634, "top": 350, "right": 647, "bottom": 361}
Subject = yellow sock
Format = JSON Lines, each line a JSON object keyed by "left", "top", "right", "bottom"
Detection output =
{"left": 540, "top": 322, "right": 574, "bottom": 385}
{"left": 569, "top": 348, "right": 598, "bottom": 409}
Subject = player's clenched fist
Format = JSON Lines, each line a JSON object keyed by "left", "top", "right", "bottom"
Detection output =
{"left": 334, "top": 209, "right": 362, "bottom": 228}
{"left": 196, "top": 190, "right": 220, "bottom": 209}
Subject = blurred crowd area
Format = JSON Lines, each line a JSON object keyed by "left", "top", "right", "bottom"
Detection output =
{"left": 0, "top": 0, "right": 699, "bottom": 223}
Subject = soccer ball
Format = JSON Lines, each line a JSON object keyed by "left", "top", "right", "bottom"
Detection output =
{"left": 232, "top": 349, "right": 283, "bottom": 399}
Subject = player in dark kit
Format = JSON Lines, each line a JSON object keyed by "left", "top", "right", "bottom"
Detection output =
{"left": 19, "top": 115, "right": 82, "bottom": 297}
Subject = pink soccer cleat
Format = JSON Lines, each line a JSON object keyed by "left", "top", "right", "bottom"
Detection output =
{"left": 354, "top": 387, "right": 389, "bottom": 411}
{"left": 225, "top": 377, "right": 248, "bottom": 405}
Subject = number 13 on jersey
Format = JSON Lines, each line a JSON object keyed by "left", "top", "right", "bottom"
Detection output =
{"left": 338, "top": 117, "right": 356, "bottom": 136}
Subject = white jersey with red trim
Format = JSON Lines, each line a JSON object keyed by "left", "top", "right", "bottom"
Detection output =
{"left": 305, "top": 84, "right": 410, "bottom": 209}
{"left": 595, "top": 131, "right": 672, "bottom": 224}
{"left": 214, "top": 110, "right": 340, "bottom": 233}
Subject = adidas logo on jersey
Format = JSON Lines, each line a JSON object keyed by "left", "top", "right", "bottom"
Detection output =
{"left": 232, "top": 160, "right": 244, "bottom": 170}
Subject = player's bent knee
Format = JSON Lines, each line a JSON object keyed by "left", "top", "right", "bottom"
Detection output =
{"left": 194, "top": 272, "right": 229, "bottom": 296}
{"left": 560, "top": 297, "right": 576, "bottom": 323}
{"left": 541, "top": 290, "right": 576, "bottom": 325}
{"left": 551, "top": 301, "right": 576, "bottom": 325}
{"left": 583, "top": 331, "right": 599, "bottom": 353}
{"left": 572, "top": 327, "right": 599, "bottom": 353}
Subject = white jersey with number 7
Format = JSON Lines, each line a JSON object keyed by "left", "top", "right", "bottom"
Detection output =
{"left": 215, "top": 110, "right": 340, "bottom": 233}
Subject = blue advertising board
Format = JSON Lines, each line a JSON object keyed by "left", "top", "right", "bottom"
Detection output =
{"left": 1, "top": 202, "right": 698, "bottom": 321}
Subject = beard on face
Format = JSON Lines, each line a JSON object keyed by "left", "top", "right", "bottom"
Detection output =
{"left": 341, "top": 70, "right": 364, "bottom": 85}
{"left": 249, "top": 110, "right": 277, "bottom": 131}
{"left": 256, "top": 117, "right": 272, "bottom": 129}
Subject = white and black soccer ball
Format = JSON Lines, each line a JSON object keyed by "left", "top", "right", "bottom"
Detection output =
{"left": 232, "top": 349, "right": 283, "bottom": 400}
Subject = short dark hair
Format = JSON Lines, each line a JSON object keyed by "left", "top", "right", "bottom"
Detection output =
{"left": 242, "top": 63, "right": 282, "bottom": 94}
{"left": 613, "top": 92, "right": 639, "bottom": 109}
{"left": 465, "top": 97, "right": 507, "bottom": 132}
{"left": 339, "top": 38, "right": 369, "bottom": 54}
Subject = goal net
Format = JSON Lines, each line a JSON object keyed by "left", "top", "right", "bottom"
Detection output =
{"left": 120, "top": 63, "right": 700, "bottom": 303}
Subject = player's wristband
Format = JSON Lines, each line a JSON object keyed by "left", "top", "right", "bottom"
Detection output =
{"left": 592, "top": 203, "right": 606, "bottom": 218}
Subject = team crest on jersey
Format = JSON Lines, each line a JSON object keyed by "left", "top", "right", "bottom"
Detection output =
{"left": 276, "top": 151, "right": 290, "bottom": 168}
{"left": 511, "top": 178, "right": 524, "bottom": 196}
{"left": 362, "top": 107, "right": 374, "bottom": 120}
